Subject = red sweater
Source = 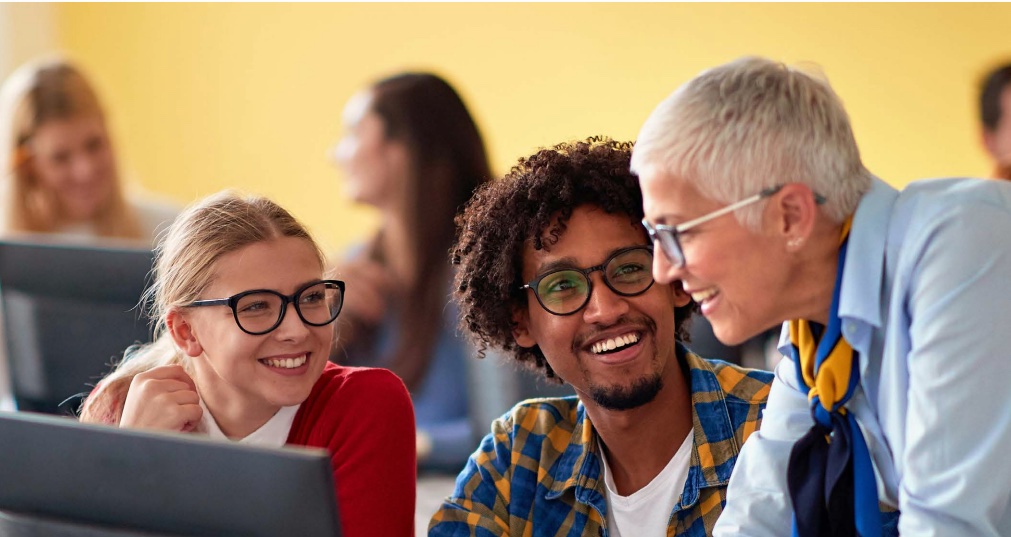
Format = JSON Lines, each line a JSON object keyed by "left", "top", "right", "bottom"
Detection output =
{"left": 286, "top": 362, "right": 416, "bottom": 537}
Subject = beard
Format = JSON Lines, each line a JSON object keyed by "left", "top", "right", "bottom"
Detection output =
{"left": 587, "top": 372, "right": 664, "bottom": 411}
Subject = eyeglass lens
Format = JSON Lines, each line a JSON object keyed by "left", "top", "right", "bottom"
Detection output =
{"left": 643, "top": 221, "right": 685, "bottom": 267}
{"left": 534, "top": 248, "right": 653, "bottom": 315}
{"left": 655, "top": 232, "right": 684, "bottom": 267}
{"left": 235, "top": 282, "right": 342, "bottom": 334}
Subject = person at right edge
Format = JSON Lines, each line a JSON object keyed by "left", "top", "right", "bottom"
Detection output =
{"left": 633, "top": 55, "right": 1011, "bottom": 536}
{"left": 980, "top": 61, "right": 1011, "bottom": 181}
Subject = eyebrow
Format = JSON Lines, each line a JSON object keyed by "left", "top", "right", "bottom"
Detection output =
{"left": 532, "top": 244, "right": 648, "bottom": 275}
{"left": 218, "top": 278, "right": 325, "bottom": 297}
{"left": 648, "top": 212, "right": 685, "bottom": 226}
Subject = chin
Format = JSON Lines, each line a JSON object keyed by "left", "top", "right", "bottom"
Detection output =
{"left": 270, "top": 392, "right": 311, "bottom": 409}
{"left": 588, "top": 373, "right": 664, "bottom": 411}
{"left": 709, "top": 319, "right": 753, "bottom": 347}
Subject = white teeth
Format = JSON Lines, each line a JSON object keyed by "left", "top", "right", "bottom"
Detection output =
{"left": 591, "top": 333, "right": 641, "bottom": 354}
{"left": 691, "top": 288, "right": 719, "bottom": 302}
{"left": 263, "top": 354, "right": 307, "bottom": 369}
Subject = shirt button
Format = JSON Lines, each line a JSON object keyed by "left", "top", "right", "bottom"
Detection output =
{"left": 846, "top": 322, "right": 857, "bottom": 334}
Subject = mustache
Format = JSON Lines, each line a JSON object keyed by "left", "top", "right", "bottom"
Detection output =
{"left": 572, "top": 314, "right": 658, "bottom": 353}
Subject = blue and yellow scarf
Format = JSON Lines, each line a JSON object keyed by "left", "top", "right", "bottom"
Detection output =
{"left": 786, "top": 219, "right": 881, "bottom": 537}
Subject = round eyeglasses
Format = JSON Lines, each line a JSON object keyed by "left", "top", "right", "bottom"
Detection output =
{"left": 519, "top": 246, "right": 655, "bottom": 316}
{"left": 185, "top": 280, "right": 345, "bottom": 336}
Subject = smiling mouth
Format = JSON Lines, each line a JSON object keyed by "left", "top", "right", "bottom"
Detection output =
{"left": 590, "top": 332, "right": 641, "bottom": 355}
{"left": 691, "top": 288, "right": 719, "bottom": 303}
{"left": 259, "top": 354, "right": 308, "bottom": 369}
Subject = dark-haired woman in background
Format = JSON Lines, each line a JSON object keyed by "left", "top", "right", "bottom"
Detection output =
{"left": 331, "top": 72, "right": 491, "bottom": 471}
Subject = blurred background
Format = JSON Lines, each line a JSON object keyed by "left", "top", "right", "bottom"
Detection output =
{"left": 2, "top": 2, "right": 1009, "bottom": 255}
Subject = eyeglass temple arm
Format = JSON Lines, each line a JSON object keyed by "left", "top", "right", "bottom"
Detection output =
{"left": 674, "top": 185, "right": 784, "bottom": 232}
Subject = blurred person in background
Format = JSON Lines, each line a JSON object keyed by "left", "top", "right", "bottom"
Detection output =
{"left": 980, "top": 61, "right": 1011, "bottom": 180}
{"left": 330, "top": 72, "right": 491, "bottom": 472}
{"left": 0, "top": 56, "right": 177, "bottom": 244}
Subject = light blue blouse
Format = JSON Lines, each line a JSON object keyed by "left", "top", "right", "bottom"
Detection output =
{"left": 714, "top": 177, "right": 1011, "bottom": 536}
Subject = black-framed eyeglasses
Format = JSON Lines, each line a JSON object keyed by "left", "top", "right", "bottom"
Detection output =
{"left": 642, "top": 184, "right": 824, "bottom": 267}
{"left": 518, "top": 246, "right": 655, "bottom": 316}
{"left": 185, "top": 280, "right": 345, "bottom": 336}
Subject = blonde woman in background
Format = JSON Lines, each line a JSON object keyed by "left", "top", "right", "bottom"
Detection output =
{"left": 0, "top": 56, "right": 177, "bottom": 243}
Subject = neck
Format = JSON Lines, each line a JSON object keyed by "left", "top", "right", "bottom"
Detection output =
{"left": 193, "top": 365, "right": 279, "bottom": 440}
{"left": 583, "top": 357, "right": 693, "bottom": 496}
{"left": 787, "top": 220, "right": 845, "bottom": 325}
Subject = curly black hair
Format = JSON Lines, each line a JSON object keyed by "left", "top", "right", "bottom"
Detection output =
{"left": 452, "top": 136, "right": 695, "bottom": 380}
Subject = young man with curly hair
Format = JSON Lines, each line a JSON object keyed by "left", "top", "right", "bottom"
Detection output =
{"left": 429, "top": 138, "right": 774, "bottom": 537}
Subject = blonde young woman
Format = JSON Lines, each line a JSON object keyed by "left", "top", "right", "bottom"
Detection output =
{"left": 0, "top": 57, "right": 177, "bottom": 243}
{"left": 79, "top": 191, "right": 417, "bottom": 537}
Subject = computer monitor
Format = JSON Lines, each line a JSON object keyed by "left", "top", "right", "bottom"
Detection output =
{"left": 0, "top": 238, "right": 155, "bottom": 414}
{"left": 0, "top": 411, "right": 342, "bottom": 537}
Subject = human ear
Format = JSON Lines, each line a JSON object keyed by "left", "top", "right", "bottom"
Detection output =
{"left": 670, "top": 280, "right": 691, "bottom": 308}
{"left": 510, "top": 305, "right": 537, "bottom": 348}
{"left": 772, "top": 183, "right": 819, "bottom": 249}
{"left": 166, "top": 308, "right": 204, "bottom": 357}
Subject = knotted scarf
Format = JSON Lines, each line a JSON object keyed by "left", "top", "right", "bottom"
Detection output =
{"left": 786, "top": 218, "right": 881, "bottom": 537}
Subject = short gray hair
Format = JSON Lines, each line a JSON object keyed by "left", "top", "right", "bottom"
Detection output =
{"left": 631, "top": 56, "right": 872, "bottom": 227}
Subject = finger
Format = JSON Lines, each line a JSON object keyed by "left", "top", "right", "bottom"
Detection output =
{"left": 166, "top": 387, "right": 200, "bottom": 406}
{"left": 149, "top": 364, "right": 198, "bottom": 392}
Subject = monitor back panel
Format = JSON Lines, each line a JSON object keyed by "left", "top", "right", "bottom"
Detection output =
{"left": 0, "top": 412, "right": 341, "bottom": 537}
{"left": 0, "top": 240, "right": 154, "bottom": 413}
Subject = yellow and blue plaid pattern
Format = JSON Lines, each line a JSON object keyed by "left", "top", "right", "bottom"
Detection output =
{"left": 429, "top": 345, "right": 773, "bottom": 537}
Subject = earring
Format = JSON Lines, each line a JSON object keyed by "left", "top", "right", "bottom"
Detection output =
{"left": 787, "top": 237, "right": 804, "bottom": 249}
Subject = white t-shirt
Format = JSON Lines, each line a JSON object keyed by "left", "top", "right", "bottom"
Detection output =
{"left": 601, "top": 429, "right": 695, "bottom": 537}
{"left": 195, "top": 397, "right": 300, "bottom": 447}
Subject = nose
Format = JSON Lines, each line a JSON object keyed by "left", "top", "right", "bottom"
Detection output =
{"left": 582, "top": 273, "right": 629, "bottom": 326}
{"left": 272, "top": 303, "right": 311, "bottom": 342}
{"left": 70, "top": 153, "right": 100, "bottom": 184}
{"left": 331, "top": 137, "right": 353, "bottom": 168}
{"left": 652, "top": 249, "right": 683, "bottom": 285}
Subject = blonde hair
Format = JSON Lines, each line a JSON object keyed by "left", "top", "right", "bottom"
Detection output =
{"left": 0, "top": 56, "right": 141, "bottom": 237}
{"left": 631, "top": 56, "right": 872, "bottom": 228}
{"left": 78, "top": 190, "right": 325, "bottom": 423}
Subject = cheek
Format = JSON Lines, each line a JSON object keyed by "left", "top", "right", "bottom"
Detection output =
{"left": 30, "top": 160, "right": 67, "bottom": 188}
{"left": 310, "top": 325, "right": 335, "bottom": 348}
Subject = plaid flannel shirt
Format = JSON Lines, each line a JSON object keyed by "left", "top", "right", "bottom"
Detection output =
{"left": 429, "top": 345, "right": 774, "bottom": 537}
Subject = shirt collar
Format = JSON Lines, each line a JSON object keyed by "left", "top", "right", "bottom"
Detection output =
{"left": 838, "top": 176, "right": 899, "bottom": 329}
{"left": 546, "top": 345, "right": 740, "bottom": 507}
{"left": 778, "top": 177, "right": 900, "bottom": 356}
{"left": 196, "top": 397, "right": 300, "bottom": 448}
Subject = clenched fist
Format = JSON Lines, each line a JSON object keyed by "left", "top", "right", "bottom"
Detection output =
{"left": 119, "top": 364, "right": 203, "bottom": 433}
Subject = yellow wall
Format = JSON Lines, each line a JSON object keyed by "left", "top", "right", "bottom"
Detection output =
{"left": 52, "top": 3, "right": 1011, "bottom": 254}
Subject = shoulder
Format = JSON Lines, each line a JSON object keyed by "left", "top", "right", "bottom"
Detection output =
{"left": 299, "top": 364, "right": 412, "bottom": 425}
{"left": 886, "top": 178, "right": 1011, "bottom": 266}
{"left": 686, "top": 351, "right": 773, "bottom": 406}
{"left": 894, "top": 178, "right": 1011, "bottom": 229}
{"left": 494, "top": 396, "right": 581, "bottom": 435}
{"left": 476, "top": 396, "right": 581, "bottom": 463}
{"left": 309, "top": 363, "right": 411, "bottom": 406}
{"left": 289, "top": 363, "right": 413, "bottom": 446}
